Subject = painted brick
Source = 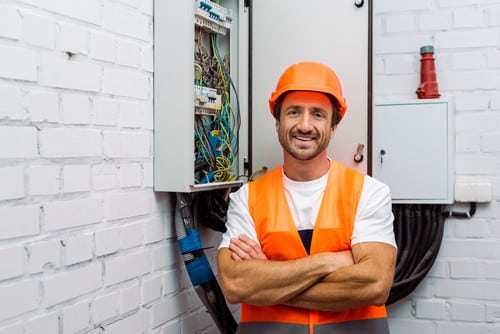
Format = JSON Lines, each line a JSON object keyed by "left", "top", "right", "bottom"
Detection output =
{"left": 117, "top": 39, "right": 141, "bottom": 68}
{"left": 141, "top": 273, "right": 162, "bottom": 304}
{"left": 142, "top": 162, "right": 153, "bottom": 187}
{"left": 27, "top": 239, "right": 60, "bottom": 274}
{"left": 28, "top": 165, "right": 60, "bottom": 195}
{"left": 0, "top": 166, "right": 25, "bottom": 201}
{"left": 57, "top": 22, "right": 89, "bottom": 55}
{"left": 0, "top": 245, "right": 25, "bottom": 281}
{"left": 435, "top": 279, "right": 500, "bottom": 300}
{"left": 25, "top": 89, "right": 59, "bottom": 123}
{"left": 143, "top": 217, "right": 164, "bottom": 244}
{"left": 152, "top": 295, "right": 186, "bottom": 328}
{"left": 102, "top": 2, "right": 150, "bottom": 41}
{"left": 62, "top": 233, "right": 93, "bottom": 265}
{"left": 119, "top": 100, "right": 142, "bottom": 128}
{"left": 0, "top": 126, "right": 38, "bottom": 158}
{"left": 92, "top": 164, "right": 118, "bottom": 190}
{"left": 152, "top": 243, "right": 170, "bottom": 271}
{"left": 103, "top": 131, "right": 150, "bottom": 158}
{"left": 455, "top": 113, "right": 499, "bottom": 133}
{"left": 23, "top": 12, "right": 56, "bottom": 49}
{"left": 118, "top": 283, "right": 141, "bottom": 313}
{"left": 104, "top": 250, "right": 150, "bottom": 286}
{"left": 386, "top": 13, "right": 417, "bottom": 33}
{"left": 120, "top": 221, "right": 143, "bottom": 249}
{"left": 0, "top": 45, "right": 38, "bottom": 81}
{"left": 44, "top": 197, "right": 102, "bottom": 231}
{"left": 450, "top": 259, "right": 486, "bottom": 278}
{"left": 455, "top": 155, "right": 497, "bottom": 175}
{"left": 163, "top": 269, "right": 182, "bottom": 296}
{"left": 102, "top": 68, "right": 149, "bottom": 99}
{"left": 41, "top": 55, "right": 100, "bottom": 92}
{"left": 441, "top": 70, "right": 500, "bottom": 90}
{"left": 37, "top": 0, "right": 101, "bottom": 25}
{"left": 491, "top": 92, "right": 500, "bottom": 109}
{"left": 384, "top": 54, "right": 418, "bottom": 74}
{"left": 439, "top": 0, "right": 500, "bottom": 7}
{"left": 141, "top": 46, "right": 153, "bottom": 72}
{"left": 483, "top": 133, "right": 500, "bottom": 152}
{"left": 89, "top": 31, "right": 116, "bottom": 63}
{"left": 119, "top": 163, "right": 142, "bottom": 188}
{"left": 0, "top": 205, "right": 40, "bottom": 239}
{"left": 0, "top": 279, "right": 39, "bottom": 321}
{"left": 104, "top": 310, "right": 149, "bottom": 334}
{"left": 453, "top": 7, "right": 485, "bottom": 28}
{"left": 451, "top": 51, "right": 483, "bottom": 70}
{"left": 486, "top": 303, "right": 500, "bottom": 322}
{"left": 142, "top": 101, "right": 153, "bottom": 129}
{"left": 451, "top": 302, "right": 485, "bottom": 322}
{"left": 436, "top": 322, "right": 495, "bottom": 334}
{"left": 40, "top": 128, "right": 101, "bottom": 158}
{"left": 419, "top": 11, "right": 452, "bottom": 31}
{"left": 0, "top": 5, "right": 22, "bottom": 39}
{"left": 488, "top": 49, "right": 500, "bottom": 68}
{"left": 63, "top": 165, "right": 91, "bottom": 193}
{"left": 0, "top": 322, "right": 22, "bottom": 334}
{"left": 376, "top": 0, "right": 432, "bottom": 13}
{"left": 436, "top": 28, "right": 499, "bottom": 49}
{"left": 455, "top": 220, "right": 490, "bottom": 238}
{"left": 62, "top": 300, "right": 90, "bottom": 334}
{"left": 440, "top": 239, "right": 500, "bottom": 260}
{"left": 94, "top": 226, "right": 120, "bottom": 256}
{"left": 376, "top": 35, "right": 432, "bottom": 54}
{"left": 25, "top": 312, "right": 59, "bottom": 334}
{"left": 93, "top": 97, "right": 118, "bottom": 126}
{"left": 44, "top": 261, "right": 102, "bottom": 306}
{"left": 104, "top": 191, "right": 153, "bottom": 221}
{"left": 488, "top": 5, "right": 500, "bottom": 25}
{"left": 118, "top": 0, "right": 140, "bottom": 8}
{"left": 0, "top": 85, "right": 24, "bottom": 120}
{"left": 374, "top": 74, "right": 419, "bottom": 97}
{"left": 93, "top": 291, "right": 118, "bottom": 323}
{"left": 455, "top": 133, "right": 481, "bottom": 152}
{"left": 62, "top": 93, "right": 90, "bottom": 124}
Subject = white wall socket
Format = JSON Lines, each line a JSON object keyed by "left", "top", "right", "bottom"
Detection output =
{"left": 454, "top": 182, "right": 492, "bottom": 203}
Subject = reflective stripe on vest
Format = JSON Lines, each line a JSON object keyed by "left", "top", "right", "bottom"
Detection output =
{"left": 236, "top": 317, "right": 390, "bottom": 334}
{"left": 243, "top": 161, "right": 389, "bottom": 334}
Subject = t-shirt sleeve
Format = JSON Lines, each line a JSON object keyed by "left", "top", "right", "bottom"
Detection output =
{"left": 218, "top": 184, "right": 259, "bottom": 249}
{"left": 351, "top": 175, "right": 397, "bottom": 248}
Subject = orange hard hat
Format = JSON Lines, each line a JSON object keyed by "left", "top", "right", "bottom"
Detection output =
{"left": 269, "top": 61, "right": 347, "bottom": 118}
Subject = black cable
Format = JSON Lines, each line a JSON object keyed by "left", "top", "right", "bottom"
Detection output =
{"left": 387, "top": 204, "right": 445, "bottom": 305}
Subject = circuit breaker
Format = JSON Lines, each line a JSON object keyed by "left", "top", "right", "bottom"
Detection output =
{"left": 372, "top": 100, "right": 454, "bottom": 204}
{"left": 154, "top": 0, "right": 247, "bottom": 192}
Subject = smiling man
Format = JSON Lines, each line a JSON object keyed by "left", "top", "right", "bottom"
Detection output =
{"left": 217, "top": 61, "right": 397, "bottom": 334}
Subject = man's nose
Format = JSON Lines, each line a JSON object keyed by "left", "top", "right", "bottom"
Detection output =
{"left": 297, "top": 113, "right": 313, "bottom": 130}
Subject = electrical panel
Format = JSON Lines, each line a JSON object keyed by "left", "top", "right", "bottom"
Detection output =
{"left": 154, "top": 0, "right": 247, "bottom": 192}
{"left": 372, "top": 100, "right": 454, "bottom": 204}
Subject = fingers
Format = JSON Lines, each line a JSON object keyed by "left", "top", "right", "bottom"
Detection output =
{"left": 229, "top": 235, "right": 268, "bottom": 260}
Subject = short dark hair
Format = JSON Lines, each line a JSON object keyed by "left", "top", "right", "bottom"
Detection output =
{"left": 272, "top": 91, "right": 342, "bottom": 128}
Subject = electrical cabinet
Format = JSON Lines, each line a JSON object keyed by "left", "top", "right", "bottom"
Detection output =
{"left": 372, "top": 100, "right": 454, "bottom": 204}
{"left": 251, "top": 0, "right": 370, "bottom": 174}
{"left": 154, "top": 0, "right": 247, "bottom": 192}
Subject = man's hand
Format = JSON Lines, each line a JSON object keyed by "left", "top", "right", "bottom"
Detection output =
{"left": 229, "top": 235, "right": 268, "bottom": 260}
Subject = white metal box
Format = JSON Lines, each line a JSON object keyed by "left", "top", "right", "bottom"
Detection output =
{"left": 154, "top": 0, "right": 247, "bottom": 192}
{"left": 372, "top": 100, "right": 454, "bottom": 204}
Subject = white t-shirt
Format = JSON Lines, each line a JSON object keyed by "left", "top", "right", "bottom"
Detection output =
{"left": 219, "top": 166, "right": 397, "bottom": 250}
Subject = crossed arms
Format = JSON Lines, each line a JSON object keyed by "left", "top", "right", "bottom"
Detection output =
{"left": 217, "top": 235, "right": 396, "bottom": 312}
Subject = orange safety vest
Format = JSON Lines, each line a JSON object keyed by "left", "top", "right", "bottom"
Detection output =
{"left": 240, "top": 161, "right": 389, "bottom": 334}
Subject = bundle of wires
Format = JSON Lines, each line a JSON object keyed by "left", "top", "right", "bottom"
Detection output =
{"left": 387, "top": 204, "right": 445, "bottom": 305}
{"left": 193, "top": 29, "right": 241, "bottom": 184}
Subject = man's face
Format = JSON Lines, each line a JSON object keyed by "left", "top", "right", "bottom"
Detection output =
{"left": 276, "top": 91, "right": 335, "bottom": 161}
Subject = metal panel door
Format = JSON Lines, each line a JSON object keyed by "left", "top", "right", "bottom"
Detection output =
{"left": 251, "top": 0, "right": 369, "bottom": 174}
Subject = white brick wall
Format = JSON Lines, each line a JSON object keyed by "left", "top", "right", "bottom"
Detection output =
{"left": 1, "top": 0, "right": 498, "bottom": 333}
{"left": 0, "top": 0, "right": 216, "bottom": 333}
{"left": 376, "top": 1, "right": 500, "bottom": 333}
